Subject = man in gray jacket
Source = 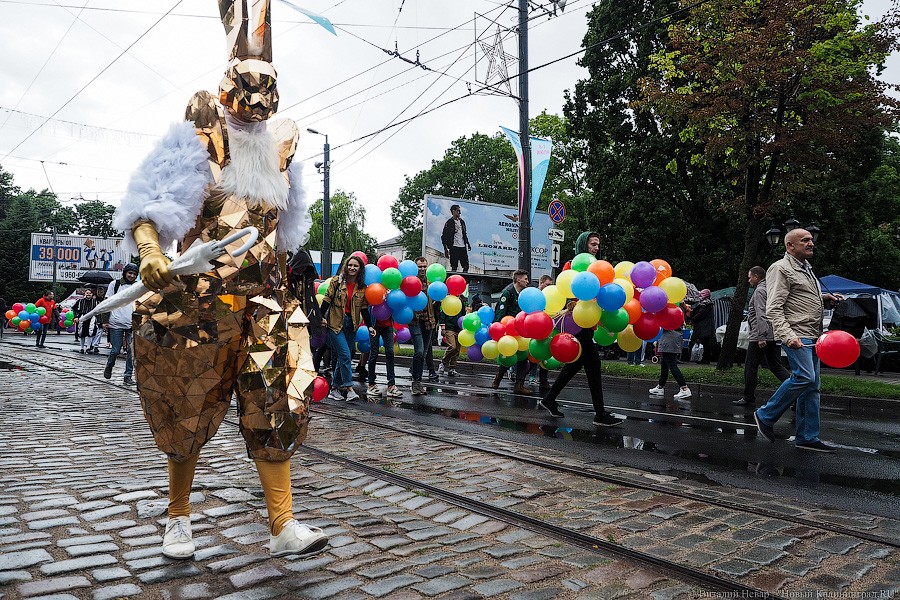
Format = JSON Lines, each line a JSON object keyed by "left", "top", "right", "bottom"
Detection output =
{"left": 754, "top": 230, "right": 842, "bottom": 452}
{"left": 735, "top": 266, "right": 791, "bottom": 406}
{"left": 103, "top": 264, "right": 138, "bottom": 385}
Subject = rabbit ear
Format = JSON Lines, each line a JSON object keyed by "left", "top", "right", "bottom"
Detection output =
{"left": 248, "top": 0, "right": 273, "bottom": 63}
{"left": 219, "top": 0, "right": 250, "bottom": 60}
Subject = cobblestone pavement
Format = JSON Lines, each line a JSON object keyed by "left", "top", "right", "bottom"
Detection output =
{"left": 1, "top": 346, "right": 897, "bottom": 599}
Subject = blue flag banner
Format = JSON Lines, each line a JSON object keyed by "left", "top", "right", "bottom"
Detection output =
{"left": 499, "top": 126, "right": 553, "bottom": 225}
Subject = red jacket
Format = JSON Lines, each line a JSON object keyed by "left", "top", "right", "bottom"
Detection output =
{"left": 35, "top": 297, "right": 56, "bottom": 316}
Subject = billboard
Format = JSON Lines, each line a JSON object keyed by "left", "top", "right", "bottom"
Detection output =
{"left": 422, "top": 195, "right": 553, "bottom": 279}
{"left": 29, "top": 232, "right": 130, "bottom": 283}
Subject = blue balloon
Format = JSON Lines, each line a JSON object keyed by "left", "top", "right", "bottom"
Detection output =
{"left": 596, "top": 283, "right": 627, "bottom": 311}
{"left": 393, "top": 306, "right": 414, "bottom": 325}
{"left": 408, "top": 292, "right": 428, "bottom": 311}
{"left": 363, "top": 264, "right": 383, "bottom": 286}
{"left": 427, "top": 281, "right": 448, "bottom": 301}
{"left": 648, "top": 328, "right": 664, "bottom": 343}
{"left": 31, "top": 322, "right": 41, "bottom": 330}
{"left": 386, "top": 289, "right": 409, "bottom": 311}
{"left": 355, "top": 326, "right": 369, "bottom": 342}
{"left": 477, "top": 305, "right": 495, "bottom": 323}
{"left": 357, "top": 339, "right": 371, "bottom": 352}
{"left": 18, "top": 310, "right": 29, "bottom": 320}
{"left": 398, "top": 259, "right": 418, "bottom": 278}
{"left": 518, "top": 287, "right": 546, "bottom": 313}
{"left": 571, "top": 272, "right": 601, "bottom": 301}
{"left": 29, "top": 313, "right": 40, "bottom": 324}
{"left": 474, "top": 326, "right": 490, "bottom": 345}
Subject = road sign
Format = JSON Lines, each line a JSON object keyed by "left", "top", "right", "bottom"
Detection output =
{"left": 547, "top": 228, "right": 565, "bottom": 242}
{"left": 550, "top": 243, "right": 560, "bottom": 268}
{"left": 548, "top": 199, "right": 566, "bottom": 225}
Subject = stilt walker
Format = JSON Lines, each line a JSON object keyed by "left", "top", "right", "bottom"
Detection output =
{"left": 112, "top": 0, "right": 325, "bottom": 559}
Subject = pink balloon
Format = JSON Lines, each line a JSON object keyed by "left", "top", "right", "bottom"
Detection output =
{"left": 377, "top": 255, "right": 399, "bottom": 270}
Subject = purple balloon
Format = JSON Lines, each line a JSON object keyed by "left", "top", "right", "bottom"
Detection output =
{"left": 66, "top": 326, "right": 76, "bottom": 333}
{"left": 457, "top": 316, "right": 465, "bottom": 329}
{"left": 630, "top": 261, "right": 657, "bottom": 289}
{"left": 310, "top": 332, "right": 328, "bottom": 348}
{"left": 467, "top": 345, "right": 484, "bottom": 362}
{"left": 640, "top": 285, "right": 669, "bottom": 313}
{"left": 371, "top": 303, "right": 393, "bottom": 321}
{"left": 395, "top": 327, "right": 411, "bottom": 343}
{"left": 559, "top": 312, "right": 582, "bottom": 335}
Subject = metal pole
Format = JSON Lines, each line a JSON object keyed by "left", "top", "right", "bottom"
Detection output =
{"left": 518, "top": 0, "right": 532, "bottom": 273}
{"left": 51, "top": 225, "right": 58, "bottom": 296}
{"left": 322, "top": 137, "right": 332, "bottom": 278}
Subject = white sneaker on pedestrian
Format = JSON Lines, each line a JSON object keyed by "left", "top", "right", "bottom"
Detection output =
{"left": 674, "top": 386, "right": 692, "bottom": 399}
{"left": 367, "top": 384, "right": 383, "bottom": 397}
{"left": 648, "top": 385, "right": 665, "bottom": 396}
{"left": 386, "top": 385, "right": 403, "bottom": 398}
{"left": 345, "top": 388, "right": 360, "bottom": 401}
{"left": 327, "top": 389, "right": 343, "bottom": 402}
{"left": 269, "top": 519, "right": 328, "bottom": 557}
{"left": 161, "top": 516, "right": 195, "bottom": 560}
{"left": 438, "top": 364, "right": 445, "bottom": 374}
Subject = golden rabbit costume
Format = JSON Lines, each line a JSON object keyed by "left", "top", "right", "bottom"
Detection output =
{"left": 112, "top": 0, "right": 326, "bottom": 558}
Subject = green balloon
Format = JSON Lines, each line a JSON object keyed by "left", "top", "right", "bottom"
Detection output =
{"left": 381, "top": 267, "right": 402, "bottom": 290}
{"left": 571, "top": 253, "right": 595, "bottom": 272}
{"left": 11, "top": 317, "right": 21, "bottom": 326}
{"left": 542, "top": 357, "right": 562, "bottom": 370}
{"left": 516, "top": 350, "right": 529, "bottom": 361}
{"left": 593, "top": 327, "right": 618, "bottom": 346}
{"left": 65, "top": 310, "right": 74, "bottom": 319}
{"left": 497, "top": 354, "right": 518, "bottom": 367}
{"left": 462, "top": 313, "right": 481, "bottom": 332}
{"left": 529, "top": 337, "right": 552, "bottom": 361}
{"left": 600, "top": 308, "right": 629, "bottom": 333}
{"left": 426, "top": 263, "right": 447, "bottom": 283}
{"left": 25, "top": 303, "right": 36, "bottom": 313}
{"left": 36, "top": 307, "right": 46, "bottom": 316}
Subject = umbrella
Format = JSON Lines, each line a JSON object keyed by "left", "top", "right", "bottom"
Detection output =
{"left": 78, "top": 270, "right": 115, "bottom": 285}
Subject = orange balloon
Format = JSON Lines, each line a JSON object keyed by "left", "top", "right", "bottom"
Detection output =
{"left": 365, "top": 283, "right": 387, "bottom": 305}
{"left": 650, "top": 259, "right": 672, "bottom": 285}
{"left": 501, "top": 315, "right": 515, "bottom": 325}
{"left": 587, "top": 260, "right": 616, "bottom": 285}
{"left": 623, "top": 298, "right": 643, "bottom": 324}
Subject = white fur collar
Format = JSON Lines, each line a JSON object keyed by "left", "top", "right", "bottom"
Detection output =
{"left": 219, "top": 115, "right": 289, "bottom": 210}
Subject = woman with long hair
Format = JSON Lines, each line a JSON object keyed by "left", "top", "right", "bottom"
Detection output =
{"left": 320, "top": 255, "right": 374, "bottom": 400}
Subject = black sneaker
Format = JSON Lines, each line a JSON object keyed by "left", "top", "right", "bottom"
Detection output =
{"left": 796, "top": 440, "right": 834, "bottom": 453}
{"left": 539, "top": 400, "right": 564, "bottom": 418}
{"left": 103, "top": 363, "right": 113, "bottom": 380}
{"left": 593, "top": 413, "right": 623, "bottom": 427}
{"left": 123, "top": 378, "right": 135, "bottom": 386}
{"left": 754, "top": 411, "right": 775, "bottom": 442}
{"left": 428, "top": 371, "right": 439, "bottom": 381}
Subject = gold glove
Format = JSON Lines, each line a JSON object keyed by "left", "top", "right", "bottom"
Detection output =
{"left": 132, "top": 221, "right": 174, "bottom": 291}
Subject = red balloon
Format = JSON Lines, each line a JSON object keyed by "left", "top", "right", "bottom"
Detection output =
{"left": 311, "top": 376, "right": 329, "bottom": 402}
{"left": 400, "top": 276, "right": 423, "bottom": 297}
{"left": 550, "top": 333, "right": 582, "bottom": 363}
{"left": 514, "top": 311, "right": 528, "bottom": 336}
{"left": 38, "top": 316, "right": 50, "bottom": 325}
{"left": 377, "top": 255, "right": 399, "bottom": 270}
{"left": 351, "top": 251, "right": 369, "bottom": 265}
{"left": 489, "top": 322, "right": 506, "bottom": 341}
{"left": 658, "top": 304, "right": 685, "bottom": 331}
{"left": 505, "top": 318, "right": 519, "bottom": 338}
{"left": 445, "top": 274, "right": 467, "bottom": 296}
{"left": 11, "top": 303, "right": 24, "bottom": 313}
{"left": 816, "top": 330, "right": 860, "bottom": 368}
{"left": 633, "top": 313, "right": 662, "bottom": 340}
{"left": 524, "top": 312, "right": 553, "bottom": 340}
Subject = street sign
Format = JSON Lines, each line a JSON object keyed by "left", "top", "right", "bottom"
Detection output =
{"left": 550, "top": 243, "right": 560, "bottom": 268}
{"left": 547, "top": 228, "right": 565, "bottom": 242}
{"left": 548, "top": 199, "right": 566, "bottom": 225}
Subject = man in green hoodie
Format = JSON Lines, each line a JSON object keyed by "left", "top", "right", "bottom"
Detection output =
{"left": 563, "top": 232, "right": 601, "bottom": 270}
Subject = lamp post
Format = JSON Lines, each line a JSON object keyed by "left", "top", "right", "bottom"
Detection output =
{"left": 766, "top": 218, "right": 821, "bottom": 251}
{"left": 307, "top": 128, "right": 331, "bottom": 278}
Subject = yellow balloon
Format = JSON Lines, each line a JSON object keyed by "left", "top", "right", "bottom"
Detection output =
{"left": 458, "top": 329, "right": 476, "bottom": 347}
{"left": 517, "top": 335, "right": 530, "bottom": 351}
{"left": 481, "top": 340, "right": 500, "bottom": 359}
{"left": 497, "top": 335, "right": 519, "bottom": 357}
{"left": 614, "top": 261, "right": 635, "bottom": 280}
{"left": 543, "top": 285, "right": 566, "bottom": 314}
{"left": 572, "top": 300, "right": 601, "bottom": 328}
{"left": 613, "top": 277, "right": 635, "bottom": 303}
{"left": 616, "top": 325, "right": 643, "bottom": 352}
{"left": 556, "top": 269, "right": 576, "bottom": 298}
{"left": 441, "top": 295, "right": 462, "bottom": 316}
{"left": 315, "top": 295, "right": 324, "bottom": 306}
{"left": 659, "top": 276, "right": 687, "bottom": 303}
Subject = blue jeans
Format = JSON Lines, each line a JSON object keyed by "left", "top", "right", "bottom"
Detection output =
{"left": 107, "top": 327, "right": 133, "bottom": 379}
{"left": 368, "top": 326, "right": 396, "bottom": 386}
{"left": 756, "top": 339, "right": 821, "bottom": 444}
{"left": 408, "top": 323, "right": 426, "bottom": 382}
{"left": 328, "top": 315, "right": 355, "bottom": 389}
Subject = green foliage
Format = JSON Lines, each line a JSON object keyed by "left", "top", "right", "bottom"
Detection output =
{"left": 306, "top": 190, "right": 377, "bottom": 260}
{"left": 75, "top": 201, "right": 118, "bottom": 237}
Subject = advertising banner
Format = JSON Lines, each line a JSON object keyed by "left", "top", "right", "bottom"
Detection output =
{"left": 422, "top": 195, "right": 553, "bottom": 279}
{"left": 499, "top": 126, "right": 553, "bottom": 224}
{"left": 29, "top": 233, "right": 130, "bottom": 283}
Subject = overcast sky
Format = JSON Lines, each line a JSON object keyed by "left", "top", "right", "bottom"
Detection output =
{"left": 1, "top": 0, "right": 896, "bottom": 244}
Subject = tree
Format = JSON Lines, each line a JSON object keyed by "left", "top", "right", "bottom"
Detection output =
{"left": 640, "top": 0, "right": 899, "bottom": 368}
{"left": 306, "top": 190, "right": 377, "bottom": 262}
{"left": 76, "top": 200, "right": 118, "bottom": 237}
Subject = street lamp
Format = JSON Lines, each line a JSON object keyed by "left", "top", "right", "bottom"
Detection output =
{"left": 766, "top": 218, "right": 821, "bottom": 250}
{"left": 307, "top": 128, "right": 331, "bottom": 278}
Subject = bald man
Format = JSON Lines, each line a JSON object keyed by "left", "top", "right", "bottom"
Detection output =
{"left": 754, "top": 229, "right": 842, "bottom": 453}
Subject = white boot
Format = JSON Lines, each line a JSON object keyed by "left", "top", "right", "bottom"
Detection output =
{"left": 161, "top": 516, "right": 195, "bottom": 559}
{"left": 269, "top": 519, "right": 328, "bottom": 557}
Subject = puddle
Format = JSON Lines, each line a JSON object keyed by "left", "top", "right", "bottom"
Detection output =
{"left": 0, "top": 361, "right": 25, "bottom": 371}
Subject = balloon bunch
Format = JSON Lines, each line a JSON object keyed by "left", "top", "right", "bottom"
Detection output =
{"left": 451, "top": 304, "right": 501, "bottom": 364}
{"left": 59, "top": 309, "right": 75, "bottom": 332}
{"left": 5, "top": 302, "right": 54, "bottom": 333}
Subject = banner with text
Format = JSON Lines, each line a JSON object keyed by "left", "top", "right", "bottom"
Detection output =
{"left": 29, "top": 233, "right": 129, "bottom": 283}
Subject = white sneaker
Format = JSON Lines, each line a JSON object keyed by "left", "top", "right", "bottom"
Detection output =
{"left": 648, "top": 385, "right": 665, "bottom": 396}
{"left": 327, "top": 389, "right": 343, "bottom": 401}
{"left": 269, "top": 519, "right": 328, "bottom": 557}
{"left": 674, "top": 387, "right": 692, "bottom": 399}
{"left": 161, "top": 516, "right": 195, "bottom": 560}
{"left": 438, "top": 364, "right": 445, "bottom": 374}
{"left": 386, "top": 385, "right": 403, "bottom": 398}
{"left": 345, "top": 388, "right": 360, "bottom": 401}
{"left": 367, "top": 384, "right": 383, "bottom": 397}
